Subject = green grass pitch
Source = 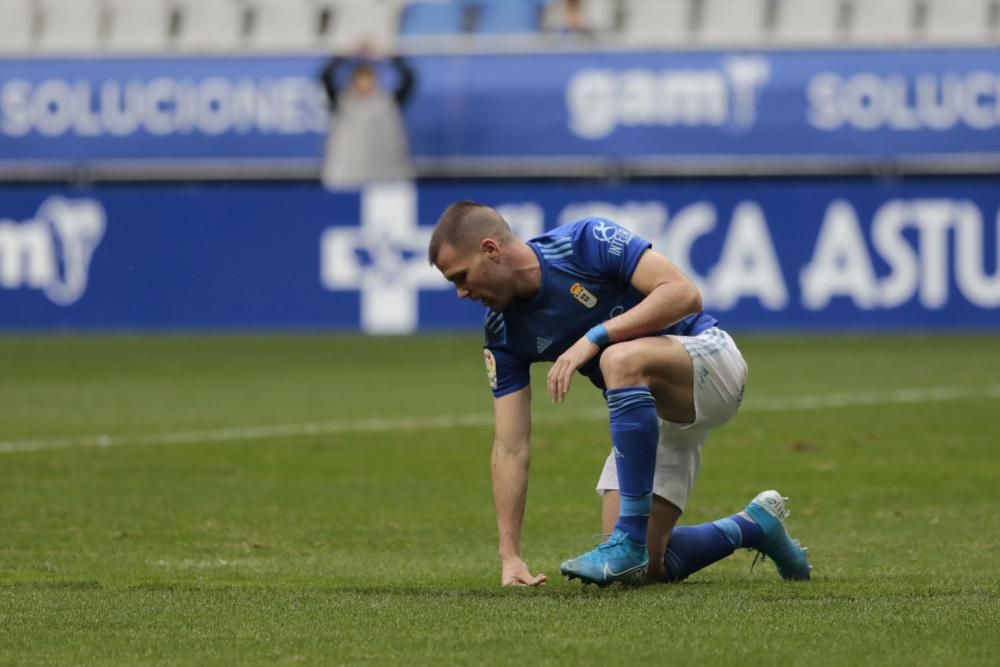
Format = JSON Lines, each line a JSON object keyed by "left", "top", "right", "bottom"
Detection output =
{"left": 1, "top": 334, "right": 998, "bottom": 665}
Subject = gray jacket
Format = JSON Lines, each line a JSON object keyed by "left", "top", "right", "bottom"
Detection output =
{"left": 320, "top": 57, "right": 416, "bottom": 189}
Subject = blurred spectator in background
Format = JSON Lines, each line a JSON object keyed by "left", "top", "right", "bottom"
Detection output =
{"left": 543, "top": 0, "right": 595, "bottom": 38}
{"left": 319, "top": 44, "right": 416, "bottom": 189}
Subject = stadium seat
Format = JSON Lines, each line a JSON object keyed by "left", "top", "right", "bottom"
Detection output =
{"left": 845, "top": 0, "right": 915, "bottom": 45}
{"left": 921, "top": 0, "right": 995, "bottom": 44}
{"left": 474, "top": 0, "right": 540, "bottom": 35}
{"left": 247, "top": 0, "right": 320, "bottom": 51}
{"left": 580, "top": 0, "right": 620, "bottom": 33}
{"left": 104, "top": 0, "right": 172, "bottom": 52}
{"left": 36, "top": 0, "right": 103, "bottom": 53}
{"left": 697, "top": 0, "right": 768, "bottom": 46}
{"left": 0, "top": 0, "right": 34, "bottom": 53}
{"left": 399, "top": 0, "right": 467, "bottom": 36}
{"left": 172, "top": 0, "right": 247, "bottom": 52}
{"left": 770, "top": 0, "right": 843, "bottom": 45}
{"left": 622, "top": 0, "right": 692, "bottom": 45}
{"left": 326, "top": 0, "right": 402, "bottom": 50}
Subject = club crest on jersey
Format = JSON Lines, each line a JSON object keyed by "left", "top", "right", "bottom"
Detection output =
{"left": 570, "top": 282, "right": 597, "bottom": 309}
{"left": 483, "top": 349, "right": 498, "bottom": 389}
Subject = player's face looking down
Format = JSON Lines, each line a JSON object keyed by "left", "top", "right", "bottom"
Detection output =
{"left": 437, "top": 239, "right": 515, "bottom": 312}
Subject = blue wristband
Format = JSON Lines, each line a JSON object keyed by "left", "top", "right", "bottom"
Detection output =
{"left": 585, "top": 324, "right": 610, "bottom": 348}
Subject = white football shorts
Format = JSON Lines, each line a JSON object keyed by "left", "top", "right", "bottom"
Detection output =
{"left": 596, "top": 327, "right": 748, "bottom": 512}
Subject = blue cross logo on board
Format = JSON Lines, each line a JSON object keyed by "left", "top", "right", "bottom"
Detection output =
{"left": 320, "top": 185, "right": 546, "bottom": 334}
{"left": 320, "top": 183, "right": 445, "bottom": 334}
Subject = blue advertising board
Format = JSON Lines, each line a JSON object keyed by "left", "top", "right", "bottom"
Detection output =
{"left": 1, "top": 178, "right": 997, "bottom": 331}
{"left": 1, "top": 48, "right": 999, "bottom": 169}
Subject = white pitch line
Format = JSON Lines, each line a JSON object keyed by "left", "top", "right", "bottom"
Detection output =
{"left": 2, "top": 384, "right": 999, "bottom": 455}
{"left": 746, "top": 384, "right": 1000, "bottom": 411}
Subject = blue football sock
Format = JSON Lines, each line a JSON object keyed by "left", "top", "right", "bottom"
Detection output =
{"left": 732, "top": 514, "right": 763, "bottom": 549}
{"left": 662, "top": 514, "right": 764, "bottom": 582}
{"left": 605, "top": 386, "right": 659, "bottom": 545}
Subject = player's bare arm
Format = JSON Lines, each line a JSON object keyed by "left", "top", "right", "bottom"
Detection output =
{"left": 492, "top": 386, "right": 547, "bottom": 586}
{"left": 547, "top": 250, "right": 702, "bottom": 403}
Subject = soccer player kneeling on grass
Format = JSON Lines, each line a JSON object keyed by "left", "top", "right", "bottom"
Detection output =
{"left": 429, "top": 201, "right": 812, "bottom": 586}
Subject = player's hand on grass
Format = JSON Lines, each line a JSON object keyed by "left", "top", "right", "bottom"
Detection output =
{"left": 547, "top": 337, "right": 600, "bottom": 403}
{"left": 501, "top": 557, "right": 548, "bottom": 587}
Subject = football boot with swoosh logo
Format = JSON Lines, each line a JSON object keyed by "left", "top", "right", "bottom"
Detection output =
{"left": 560, "top": 529, "right": 649, "bottom": 586}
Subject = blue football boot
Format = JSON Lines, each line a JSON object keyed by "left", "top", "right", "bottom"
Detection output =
{"left": 744, "top": 490, "right": 812, "bottom": 581}
{"left": 560, "top": 529, "right": 649, "bottom": 586}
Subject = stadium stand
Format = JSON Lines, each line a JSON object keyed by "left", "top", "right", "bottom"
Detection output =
{"left": 399, "top": 0, "right": 466, "bottom": 36}
{"left": 621, "top": 0, "right": 691, "bottom": 46}
{"left": 0, "top": 0, "right": 34, "bottom": 53}
{"left": 1, "top": 0, "right": 999, "bottom": 55}
{"left": 246, "top": 0, "right": 319, "bottom": 52}
{"left": 921, "top": 0, "right": 997, "bottom": 44}
{"left": 770, "top": 0, "right": 843, "bottom": 45}
{"left": 171, "top": 0, "right": 247, "bottom": 52}
{"left": 36, "top": 0, "right": 103, "bottom": 53}
{"left": 475, "top": 0, "right": 541, "bottom": 35}
{"left": 844, "top": 0, "right": 915, "bottom": 45}
{"left": 104, "top": 0, "right": 172, "bottom": 52}
{"left": 697, "top": 0, "right": 768, "bottom": 46}
{"left": 579, "top": 0, "right": 619, "bottom": 34}
{"left": 541, "top": 0, "right": 620, "bottom": 36}
{"left": 325, "top": 0, "right": 402, "bottom": 50}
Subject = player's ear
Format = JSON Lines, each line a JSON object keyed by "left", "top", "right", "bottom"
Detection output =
{"left": 481, "top": 238, "right": 500, "bottom": 259}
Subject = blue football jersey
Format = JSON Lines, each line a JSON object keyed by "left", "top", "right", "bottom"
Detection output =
{"left": 483, "top": 217, "right": 718, "bottom": 398}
